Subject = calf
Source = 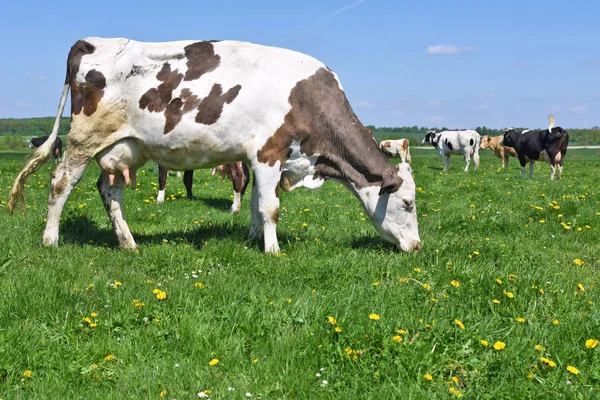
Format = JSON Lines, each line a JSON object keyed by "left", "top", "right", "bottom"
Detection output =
{"left": 379, "top": 139, "right": 412, "bottom": 164}
{"left": 479, "top": 135, "right": 517, "bottom": 168}
{"left": 29, "top": 136, "right": 62, "bottom": 163}
{"left": 422, "top": 130, "right": 480, "bottom": 171}
{"left": 9, "top": 37, "right": 420, "bottom": 253}
{"left": 501, "top": 119, "right": 568, "bottom": 180}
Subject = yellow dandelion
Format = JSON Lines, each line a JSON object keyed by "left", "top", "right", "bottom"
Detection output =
{"left": 540, "top": 357, "right": 557, "bottom": 367}
{"left": 424, "top": 373, "right": 433, "bottom": 381}
{"left": 431, "top": 297, "right": 438, "bottom": 303}
{"left": 451, "top": 280, "right": 460, "bottom": 287}
{"left": 369, "top": 313, "right": 380, "bottom": 321}
{"left": 495, "top": 278, "right": 503, "bottom": 285}
{"left": 82, "top": 317, "right": 92, "bottom": 324}
{"left": 373, "top": 281, "right": 380, "bottom": 286}
{"left": 397, "top": 329, "right": 407, "bottom": 335}
{"left": 492, "top": 299, "right": 500, "bottom": 304}
{"left": 208, "top": 358, "right": 219, "bottom": 366}
{"left": 194, "top": 282, "right": 205, "bottom": 288}
{"left": 585, "top": 339, "right": 598, "bottom": 349}
{"left": 252, "top": 359, "right": 259, "bottom": 364}
{"left": 327, "top": 316, "right": 337, "bottom": 325}
{"left": 535, "top": 344, "right": 545, "bottom": 351}
{"left": 286, "top": 298, "right": 292, "bottom": 303}
{"left": 539, "top": 289, "right": 545, "bottom": 295}
{"left": 515, "top": 317, "right": 525, "bottom": 323}
{"left": 23, "top": 370, "right": 32, "bottom": 378}
{"left": 399, "top": 278, "right": 408, "bottom": 283}
{"left": 480, "top": 340, "right": 489, "bottom": 347}
{"left": 493, "top": 341, "right": 506, "bottom": 351}
{"left": 454, "top": 319, "right": 465, "bottom": 330}
{"left": 423, "top": 283, "right": 431, "bottom": 290}
{"left": 160, "top": 390, "right": 167, "bottom": 398}
{"left": 105, "top": 354, "right": 116, "bottom": 361}
{"left": 577, "top": 284, "right": 585, "bottom": 293}
{"left": 112, "top": 281, "right": 122, "bottom": 288}
{"left": 393, "top": 335, "right": 403, "bottom": 343}
{"left": 91, "top": 312, "right": 98, "bottom": 317}
{"left": 509, "top": 274, "right": 517, "bottom": 280}
{"left": 335, "top": 326, "right": 343, "bottom": 333}
{"left": 152, "top": 288, "right": 161, "bottom": 294}
{"left": 552, "top": 319, "right": 560, "bottom": 325}
{"left": 473, "top": 251, "right": 479, "bottom": 255}
{"left": 573, "top": 259, "right": 584, "bottom": 266}
{"left": 567, "top": 365, "right": 579, "bottom": 375}
{"left": 414, "top": 268, "right": 421, "bottom": 273}
{"left": 503, "top": 290, "right": 514, "bottom": 299}
{"left": 156, "top": 290, "right": 167, "bottom": 300}
{"left": 89, "top": 323, "right": 97, "bottom": 328}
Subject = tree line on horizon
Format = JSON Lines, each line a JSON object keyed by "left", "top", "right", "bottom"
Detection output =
{"left": 0, "top": 117, "right": 598, "bottom": 150}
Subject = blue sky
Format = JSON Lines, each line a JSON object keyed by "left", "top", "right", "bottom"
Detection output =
{"left": 1, "top": 0, "right": 598, "bottom": 128}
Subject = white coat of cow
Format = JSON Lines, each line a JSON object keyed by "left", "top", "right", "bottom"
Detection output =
{"left": 8, "top": 38, "right": 421, "bottom": 253}
{"left": 422, "top": 130, "right": 480, "bottom": 172}
{"left": 379, "top": 139, "right": 412, "bottom": 164}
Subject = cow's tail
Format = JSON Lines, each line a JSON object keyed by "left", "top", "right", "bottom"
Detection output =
{"left": 8, "top": 82, "right": 70, "bottom": 213}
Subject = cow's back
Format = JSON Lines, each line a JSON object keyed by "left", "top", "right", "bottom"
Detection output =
{"left": 73, "top": 38, "right": 331, "bottom": 169}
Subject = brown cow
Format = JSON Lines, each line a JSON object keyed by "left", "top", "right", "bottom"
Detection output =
{"left": 480, "top": 135, "right": 517, "bottom": 168}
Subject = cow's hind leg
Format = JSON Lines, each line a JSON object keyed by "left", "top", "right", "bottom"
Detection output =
{"left": 248, "top": 174, "right": 262, "bottom": 241}
{"left": 183, "top": 170, "right": 194, "bottom": 199}
{"left": 251, "top": 164, "right": 282, "bottom": 253}
{"left": 463, "top": 152, "right": 471, "bottom": 172}
{"left": 97, "top": 172, "right": 136, "bottom": 249}
{"left": 43, "top": 153, "right": 90, "bottom": 246}
{"left": 529, "top": 161, "right": 535, "bottom": 179}
{"left": 157, "top": 165, "right": 168, "bottom": 203}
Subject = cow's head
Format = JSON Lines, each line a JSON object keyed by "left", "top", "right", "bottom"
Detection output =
{"left": 28, "top": 137, "right": 35, "bottom": 149}
{"left": 422, "top": 130, "right": 438, "bottom": 147}
{"left": 359, "top": 163, "right": 420, "bottom": 253}
{"left": 480, "top": 135, "right": 491, "bottom": 149}
{"left": 501, "top": 129, "right": 519, "bottom": 148}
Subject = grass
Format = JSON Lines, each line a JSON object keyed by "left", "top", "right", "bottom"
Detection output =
{"left": 0, "top": 148, "right": 599, "bottom": 399}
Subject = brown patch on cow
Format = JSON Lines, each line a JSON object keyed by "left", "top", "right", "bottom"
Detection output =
{"left": 195, "top": 84, "right": 242, "bottom": 125}
{"left": 164, "top": 98, "right": 183, "bottom": 134}
{"left": 271, "top": 208, "right": 280, "bottom": 223}
{"left": 384, "top": 142, "right": 391, "bottom": 148}
{"left": 257, "top": 68, "right": 400, "bottom": 191}
{"left": 402, "top": 140, "right": 408, "bottom": 152}
{"left": 181, "top": 88, "right": 201, "bottom": 112}
{"left": 66, "top": 40, "right": 95, "bottom": 85}
{"left": 184, "top": 42, "right": 221, "bottom": 81}
{"left": 139, "top": 63, "right": 184, "bottom": 112}
{"left": 52, "top": 174, "right": 68, "bottom": 197}
{"left": 275, "top": 185, "right": 280, "bottom": 198}
{"left": 71, "top": 69, "right": 107, "bottom": 117}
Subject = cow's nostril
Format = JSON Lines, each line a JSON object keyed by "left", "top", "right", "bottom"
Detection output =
{"left": 414, "top": 242, "right": 421, "bottom": 252}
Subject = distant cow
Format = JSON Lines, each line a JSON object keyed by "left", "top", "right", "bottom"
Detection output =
{"left": 380, "top": 139, "right": 412, "bottom": 164}
{"left": 156, "top": 163, "right": 250, "bottom": 214}
{"left": 501, "top": 117, "right": 568, "bottom": 180}
{"left": 9, "top": 37, "right": 420, "bottom": 253}
{"left": 29, "top": 136, "right": 62, "bottom": 163}
{"left": 422, "top": 130, "right": 480, "bottom": 171}
{"left": 479, "top": 135, "right": 517, "bottom": 168}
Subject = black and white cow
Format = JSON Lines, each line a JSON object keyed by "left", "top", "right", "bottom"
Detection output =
{"left": 29, "top": 136, "right": 62, "bottom": 163}
{"left": 422, "top": 130, "right": 480, "bottom": 171}
{"left": 501, "top": 119, "right": 568, "bottom": 180}
{"left": 156, "top": 163, "right": 250, "bottom": 215}
{"left": 9, "top": 38, "right": 420, "bottom": 253}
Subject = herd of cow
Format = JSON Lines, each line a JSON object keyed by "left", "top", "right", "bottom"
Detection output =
{"left": 8, "top": 37, "right": 571, "bottom": 255}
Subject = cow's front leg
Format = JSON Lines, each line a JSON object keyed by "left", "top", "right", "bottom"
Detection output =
{"left": 463, "top": 152, "right": 471, "bottom": 172}
{"left": 252, "top": 165, "right": 282, "bottom": 254}
{"left": 441, "top": 153, "right": 448, "bottom": 171}
{"left": 97, "top": 171, "right": 136, "bottom": 249}
{"left": 248, "top": 174, "right": 262, "bottom": 241}
{"left": 156, "top": 165, "right": 168, "bottom": 203}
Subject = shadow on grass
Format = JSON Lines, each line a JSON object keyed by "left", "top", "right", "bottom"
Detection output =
{"left": 350, "top": 235, "right": 396, "bottom": 251}
{"left": 60, "top": 214, "right": 296, "bottom": 251}
{"left": 198, "top": 196, "right": 232, "bottom": 212}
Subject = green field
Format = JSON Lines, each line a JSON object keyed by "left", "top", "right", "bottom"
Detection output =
{"left": 1, "top": 148, "right": 599, "bottom": 399}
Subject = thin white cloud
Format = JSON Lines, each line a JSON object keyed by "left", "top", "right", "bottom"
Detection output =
{"left": 428, "top": 100, "right": 440, "bottom": 108}
{"left": 473, "top": 105, "right": 494, "bottom": 111}
{"left": 276, "top": 0, "right": 369, "bottom": 45}
{"left": 353, "top": 100, "right": 376, "bottom": 109}
{"left": 569, "top": 106, "right": 587, "bottom": 113}
{"left": 425, "top": 45, "right": 476, "bottom": 55}
{"left": 428, "top": 116, "right": 444, "bottom": 122}
{"left": 28, "top": 75, "right": 47, "bottom": 83}
{"left": 16, "top": 100, "right": 35, "bottom": 108}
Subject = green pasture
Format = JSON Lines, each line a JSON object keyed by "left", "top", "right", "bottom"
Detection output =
{"left": 0, "top": 147, "right": 599, "bottom": 399}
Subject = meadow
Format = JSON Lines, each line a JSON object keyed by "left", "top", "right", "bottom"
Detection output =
{"left": 0, "top": 147, "right": 599, "bottom": 399}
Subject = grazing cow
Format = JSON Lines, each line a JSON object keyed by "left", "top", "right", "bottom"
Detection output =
{"left": 501, "top": 117, "right": 568, "bottom": 180}
{"left": 8, "top": 37, "right": 420, "bottom": 253}
{"left": 479, "top": 135, "right": 517, "bottom": 168}
{"left": 29, "top": 136, "right": 63, "bottom": 163}
{"left": 379, "top": 139, "right": 412, "bottom": 164}
{"left": 156, "top": 163, "right": 250, "bottom": 214}
{"left": 422, "top": 130, "right": 480, "bottom": 171}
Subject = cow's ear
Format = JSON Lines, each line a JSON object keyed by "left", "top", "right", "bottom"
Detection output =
{"left": 379, "top": 171, "right": 403, "bottom": 196}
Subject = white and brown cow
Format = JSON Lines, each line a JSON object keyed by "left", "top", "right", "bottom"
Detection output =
{"left": 422, "top": 130, "right": 480, "bottom": 172}
{"left": 155, "top": 163, "right": 250, "bottom": 215}
{"left": 8, "top": 38, "right": 420, "bottom": 253}
{"left": 479, "top": 135, "right": 517, "bottom": 168}
{"left": 379, "top": 139, "right": 412, "bottom": 164}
